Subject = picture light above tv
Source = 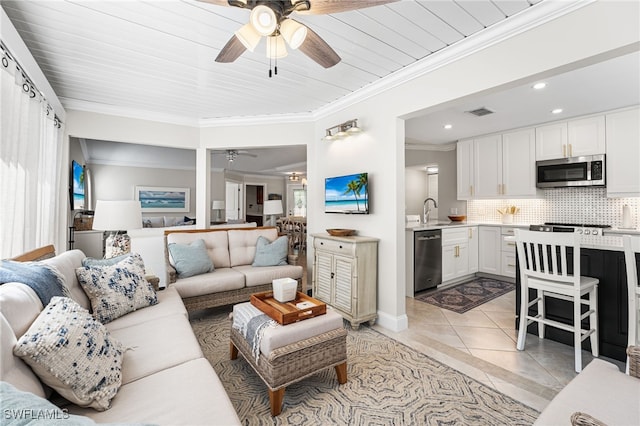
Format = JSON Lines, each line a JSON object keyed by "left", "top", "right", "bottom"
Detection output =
{"left": 325, "top": 172, "right": 369, "bottom": 214}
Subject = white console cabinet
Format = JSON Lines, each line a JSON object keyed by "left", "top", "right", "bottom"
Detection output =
{"left": 311, "top": 233, "right": 378, "bottom": 329}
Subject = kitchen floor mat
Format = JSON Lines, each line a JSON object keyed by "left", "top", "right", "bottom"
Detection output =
{"left": 414, "top": 278, "right": 515, "bottom": 314}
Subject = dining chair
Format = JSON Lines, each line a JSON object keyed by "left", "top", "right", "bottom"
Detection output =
{"left": 623, "top": 235, "right": 640, "bottom": 374}
{"left": 514, "top": 229, "right": 599, "bottom": 373}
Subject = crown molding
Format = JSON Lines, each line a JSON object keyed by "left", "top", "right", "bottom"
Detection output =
{"left": 61, "top": 98, "right": 200, "bottom": 127}
{"left": 405, "top": 141, "right": 456, "bottom": 152}
{"left": 86, "top": 158, "right": 196, "bottom": 171}
{"left": 199, "top": 112, "right": 314, "bottom": 127}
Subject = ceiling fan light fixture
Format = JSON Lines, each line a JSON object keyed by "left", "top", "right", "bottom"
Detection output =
{"left": 280, "top": 19, "right": 307, "bottom": 49}
{"left": 266, "top": 35, "right": 288, "bottom": 59}
{"left": 250, "top": 5, "right": 277, "bottom": 36}
{"left": 235, "top": 23, "right": 261, "bottom": 52}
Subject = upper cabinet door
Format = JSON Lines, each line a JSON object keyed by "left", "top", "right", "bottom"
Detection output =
{"left": 536, "top": 122, "right": 568, "bottom": 160}
{"left": 567, "top": 115, "right": 606, "bottom": 157}
{"left": 457, "top": 139, "right": 474, "bottom": 200}
{"left": 606, "top": 107, "right": 640, "bottom": 197}
{"left": 473, "top": 134, "right": 502, "bottom": 198}
{"left": 502, "top": 128, "right": 536, "bottom": 196}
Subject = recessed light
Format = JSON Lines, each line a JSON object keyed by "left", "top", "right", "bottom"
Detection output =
{"left": 443, "top": 124, "right": 452, "bottom": 130}
{"left": 551, "top": 108, "right": 563, "bottom": 114}
{"left": 532, "top": 82, "right": 547, "bottom": 90}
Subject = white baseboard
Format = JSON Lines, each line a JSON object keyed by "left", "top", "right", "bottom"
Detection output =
{"left": 376, "top": 311, "right": 408, "bottom": 332}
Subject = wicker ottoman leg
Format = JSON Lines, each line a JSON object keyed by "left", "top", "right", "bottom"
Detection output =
{"left": 230, "top": 342, "right": 238, "bottom": 360}
{"left": 335, "top": 362, "right": 347, "bottom": 384}
{"left": 269, "top": 388, "right": 285, "bottom": 416}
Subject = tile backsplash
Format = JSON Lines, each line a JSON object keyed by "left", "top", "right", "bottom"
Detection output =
{"left": 467, "top": 188, "right": 639, "bottom": 228}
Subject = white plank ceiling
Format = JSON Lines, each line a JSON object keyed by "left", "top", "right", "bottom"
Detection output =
{"left": 2, "top": 0, "right": 543, "bottom": 122}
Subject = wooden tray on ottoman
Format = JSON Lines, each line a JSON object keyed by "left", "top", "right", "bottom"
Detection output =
{"left": 251, "top": 291, "right": 326, "bottom": 325}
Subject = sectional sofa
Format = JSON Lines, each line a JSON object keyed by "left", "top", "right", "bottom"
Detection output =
{"left": 0, "top": 246, "right": 241, "bottom": 425}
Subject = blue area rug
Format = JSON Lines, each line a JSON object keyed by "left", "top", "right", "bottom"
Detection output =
{"left": 415, "top": 278, "right": 515, "bottom": 314}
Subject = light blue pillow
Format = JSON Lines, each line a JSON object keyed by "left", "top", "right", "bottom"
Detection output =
{"left": 252, "top": 236, "right": 288, "bottom": 267}
{"left": 168, "top": 239, "right": 214, "bottom": 278}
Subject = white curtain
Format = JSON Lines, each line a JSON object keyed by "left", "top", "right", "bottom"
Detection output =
{"left": 1, "top": 49, "right": 64, "bottom": 258}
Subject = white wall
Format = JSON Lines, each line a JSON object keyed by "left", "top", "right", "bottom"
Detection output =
{"left": 405, "top": 169, "right": 428, "bottom": 218}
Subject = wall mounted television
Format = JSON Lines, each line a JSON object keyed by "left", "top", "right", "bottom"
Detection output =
{"left": 325, "top": 172, "right": 369, "bottom": 214}
{"left": 71, "top": 160, "right": 86, "bottom": 210}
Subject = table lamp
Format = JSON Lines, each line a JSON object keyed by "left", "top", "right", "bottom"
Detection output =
{"left": 212, "top": 200, "right": 225, "bottom": 222}
{"left": 92, "top": 200, "right": 142, "bottom": 259}
{"left": 263, "top": 199, "right": 283, "bottom": 227}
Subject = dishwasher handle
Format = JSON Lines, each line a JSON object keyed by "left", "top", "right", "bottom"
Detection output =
{"left": 416, "top": 235, "right": 441, "bottom": 241}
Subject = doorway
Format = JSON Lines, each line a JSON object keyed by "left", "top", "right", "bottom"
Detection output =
{"left": 286, "top": 184, "right": 307, "bottom": 217}
{"left": 225, "top": 180, "right": 242, "bottom": 221}
{"left": 245, "top": 182, "right": 266, "bottom": 226}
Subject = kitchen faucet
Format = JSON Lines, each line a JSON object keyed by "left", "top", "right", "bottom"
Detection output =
{"left": 423, "top": 197, "right": 438, "bottom": 224}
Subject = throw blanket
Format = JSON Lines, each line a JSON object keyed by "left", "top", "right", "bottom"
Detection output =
{"left": 0, "top": 260, "right": 67, "bottom": 306}
{"left": 232, "top": 303, "right": 277, "bottom": 361}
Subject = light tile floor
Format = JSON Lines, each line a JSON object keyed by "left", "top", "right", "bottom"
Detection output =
{"left": 373, "top": 290, "right": 626, "bottom": 412}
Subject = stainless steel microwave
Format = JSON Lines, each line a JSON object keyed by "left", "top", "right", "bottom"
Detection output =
{"left": 536, "top": 154, "right": 605, "bottom": 188}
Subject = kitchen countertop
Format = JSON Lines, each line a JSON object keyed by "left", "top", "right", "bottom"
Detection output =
{"left": 406, "top": 221, "right": 529, "bottom": 232}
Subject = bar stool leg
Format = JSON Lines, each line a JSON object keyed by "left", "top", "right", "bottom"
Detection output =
{"left": 574, "top": 293, "right": 582, "bottom": 373}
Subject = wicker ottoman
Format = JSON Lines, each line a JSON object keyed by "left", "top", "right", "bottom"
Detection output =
{"left": 229, "top": 304, "right": 348, "bottom": 416}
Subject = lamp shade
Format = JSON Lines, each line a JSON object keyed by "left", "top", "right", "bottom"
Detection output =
{"left": 263, "top": 199, "right": 283, "bottom": 216}
{"left": 235, "top": 23, "right": 261, "bottom": 52}
{"left": 266, "top": 35, "right": 288, "bottom": 59}
{"left": 92, "top": 200, "right": 142, "bottom": 231}
{"left": 280, "top": 19, "right": 307, "bottom": 49}
{"left": 212, "top": 200, "right": 225, "bottom": 210}
{"left": 250, "top": 5, "right": 277, "bottom": 36}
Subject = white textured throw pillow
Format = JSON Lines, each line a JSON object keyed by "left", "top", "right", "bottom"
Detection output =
{"left": 13, "top": 297, "right": 124, "bottom": 411}
{"left": 76, "top": 253, "right": 158, "bottom": 324}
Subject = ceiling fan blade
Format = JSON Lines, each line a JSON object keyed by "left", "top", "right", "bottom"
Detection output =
{"left": 299, "top": 26, "right": 340, "bottom": 68}
{"left": 215, "top": 35, "right": 246, "bottom": 63}
{"left": 297, "top": 0, "right": 399, "bottom": 15}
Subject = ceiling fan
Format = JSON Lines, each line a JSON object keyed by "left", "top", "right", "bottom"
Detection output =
{"left": 212, "top": 149, "right": 258, "bottom": 163}
{"left": 200, "top": 0, "right": 398, "bottom": 69}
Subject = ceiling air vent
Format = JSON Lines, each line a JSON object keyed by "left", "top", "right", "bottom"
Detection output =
{"left": 466, "top": 107, "right": 494, "bottom": 117}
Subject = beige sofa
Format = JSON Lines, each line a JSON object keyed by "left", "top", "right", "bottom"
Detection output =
{"left": 534, "top": 347, "right": 640, "bottom": 426}
{"left": 165, "top": 227, "right": 303, "bottom": 311}
{"left": 0, "top": 247, "right": 241, "bottom": 425}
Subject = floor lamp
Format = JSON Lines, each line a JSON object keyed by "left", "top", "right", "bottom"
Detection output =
{"left": 92, "top": 200, "right": 142, "bottom": 259}
{"left": 263, "top": 199, "right": 283, "bottom": 227}
{"left": 212, "top": 200, "right": 225, "bottom": 223}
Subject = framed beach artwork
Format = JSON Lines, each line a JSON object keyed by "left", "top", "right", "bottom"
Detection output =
{"left": 135, "top": 186, "right": 190, "bottom": 213}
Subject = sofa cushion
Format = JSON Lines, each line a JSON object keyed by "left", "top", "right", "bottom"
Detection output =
{"left": 0, "top": 382, "right": 98, "bottom": 426}
{"left": 109, "top": 313, "right": 203, "bottom": 384}
{"left": 13, "top": 297, "right": 124, "bottom": 411}
{"left": 76, "top": 254, "right": 158, "bottom": 324}
{"left": 105, "top": 286, "right": 187, "bottom": 331}
{"left": 67, "top": 358, "right": 242, "bottom": 425}
{"left": 233, "top": 264, "right": 303, "bottom": 287}
{"left": 252, "top": 235, "right": 288, "bottom": 267}
{"left": 172, "top": 268, "right": 245, "bottom": 298}
{"left": 228, "top": 228, "right": 278, "bottom": 267}
{"left": 1, "top": 314, "right": 46, "bottom": 398}
{"left": 167, "top": 230, "right": 231, "bottom": 269}
{"left": 533, "top": 358, "right": 640, "bottom": 426}
{"left": 81, "top": 253, "right": 130, "bottom": 268}
{"left": 168, "top": 239, "right": 214, "bottom": 278}
{"left": 42, "top": 249, "right": 91, "bottom": 310}
{"left": 0, "top": 282, "right": 43, "bottom": 338}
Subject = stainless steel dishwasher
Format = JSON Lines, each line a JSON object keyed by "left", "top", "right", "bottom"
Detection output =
{"left": 414, "top": 229, "right": 442, "bottom": 293}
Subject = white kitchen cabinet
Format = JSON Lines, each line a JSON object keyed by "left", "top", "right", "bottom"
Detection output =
{"left": 468, "top": 226, "right": 479, "bottom": 273}
{"left": 500, "top": 227, "right": 517, "bottom": 278}
{"left": 567, "top": 115, "right": 606, "bottom": 157}
{"left": 502, "top": 128, "right": 537, "bottom": 196}
{"left": 536, "top": 122, "right": 568, "bottom": 160}
{"left": 606, "top": 107, "right": 640, "bottom": 197}
{"left": 473, "top": 134, "right": 502, "bottom": 198}
{"left": 456, "top": 139, "right": 474, "bottom": 200}
{"left": 442, "top": 228, "right": 470, "bottom": 283}
{"left": 536, "top": 116, "right": 605, "bottom": 160}
{"left": 312, "top": 234, "right": 378, "bottom": 329}
{"left": 478, "top": 226, "right": 501, "bottom": 275}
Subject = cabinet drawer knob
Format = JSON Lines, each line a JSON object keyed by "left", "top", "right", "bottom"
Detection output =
{"left": 339, "top": 245, "right": 343, "bottom": 249}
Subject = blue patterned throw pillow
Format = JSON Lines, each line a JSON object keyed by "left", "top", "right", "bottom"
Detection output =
{"left": 76, "top": 253, "right": 158, "bottom": 324}
{"left": 13, "top": 297, "right": 124, "bottom": 411}
{"left": 252, "top": 235, "right": 288, "bottom": 267}
{"left": 168, "top": 239, "right": 214, "bottom": 278}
